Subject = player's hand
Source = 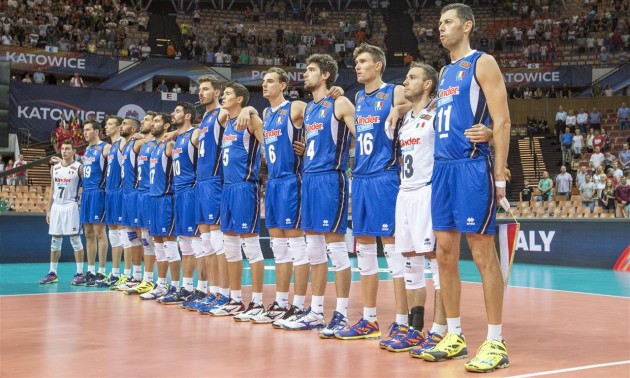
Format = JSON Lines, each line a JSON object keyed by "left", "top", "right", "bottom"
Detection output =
{"left": 496, "top": 186, "right": 508, "bottom": 211}
{"left": 235, "top": 108, "right": 251, "bottom": 131}
{"left": 163, "top": 130, "right": 177, "bottom": 141}
{"left": 46, "top": 212, "right": 51, "bottom": 224}
{"left": 293, "top": 139, "right": 306, "bottom": 156}
{"left": 385, "top": 106, "right": 402, "bottom": 131}
{"left": 50, "top": 156, "right": 62, "bottom": 164}
{"left": 132, "top": 133, "right": 144, "bottom": 140}
{"left": 327, "top": 86, "right": 344, "bottom": 99}
{"left": 464, "top": 124, "right": 493, "bottom": 143}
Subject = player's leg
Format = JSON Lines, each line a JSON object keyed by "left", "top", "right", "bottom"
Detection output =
{"left": 82, "top": 223, "right": 96, "bottom": 283}
{"left": 40, "top": 232, "right": 62, "bottom": 284}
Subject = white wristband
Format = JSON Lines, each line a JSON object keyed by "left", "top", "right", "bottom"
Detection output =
{"left": 495, "top": 181, "right": 506, "bottom": 188}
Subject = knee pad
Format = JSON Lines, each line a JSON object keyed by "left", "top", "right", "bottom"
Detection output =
{"left": 357, "top": 243, "right": 379, "bottom": 276}
{"left": 126, "top": 230, "right": 142, "bottom": 247}
{"left": 405, "top": 256, "right": 426, "bottom": 290}
{"left": 306, "top": 235, "right": 327, "bottom": 265}
{"left": 119, "top": 229, "right": 131, "bottom": 248}
{"left": 108, "top": 229, "right": 121, "bottom": 248}
{"left": 288, "top": 237, "right": 309, "bottom": 266}
{"left": 429, "top": 257, "right": 440, "bottom": 290}
{"left": 141, "top": 229, "right": 155, "bottom": 256}
{"left": 50, "top": 236, "right": 63, "bottom": 252}
{"left": 70, "top": 235, "right": 83, "bottom": 252}
{"left": 272, "top": 237, "right": 291, "bottom": 264}
{"left": 191, "top": 237, "right": 204, "bottom": 258}
{"left": 199, "top": 232, "right": 216, "bottom": 258}
{"left": 384, "top": 244, "right": 404, "bottom": 278}
{"left": 242, "top": 236, "right": 264, "bottom": 264}
{"left": 164, "top": 241, "right": 181, "bottom": 262}
{"left": 211, "top": 230, "right": 224, "bottom": 255}
{"left": 327, "top": 241, "right": 350, "bottom": 272}
{"left": 179, "top": 236, "right": 195, "bottom": 256}
{"left": 224, "top": 235, "right": 243, "bottom": 262}
{"left": 154, "top": 243, "right": 167, "bottom": 262}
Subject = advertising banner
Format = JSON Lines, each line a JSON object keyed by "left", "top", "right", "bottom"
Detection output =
{"left": 501, "top": 66, "right": 592, "bottom": 89}
{"left": 231, "top": 64, "right": 305, "bottom": 87}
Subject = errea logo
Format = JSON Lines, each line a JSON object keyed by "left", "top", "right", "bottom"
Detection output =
{"left": 285, "top": 218, "right": 292, "bottom": 224}
{"left": 381, "top": 223, "right": 389, "bottom": 231}
{"left": 323, "top": 219, "right": 329, "bottom": 227}
{"left": 466, "top": 217, "right": 475, "bottom": 226}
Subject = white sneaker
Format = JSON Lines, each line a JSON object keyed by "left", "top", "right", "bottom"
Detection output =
{"left": 209, "top": 299, "right": 246, "bottom": 316}
{"left": 140, "top": 284, "right": 168, "bottom": 300}
{"left": 251, "top": 301, "right": 288, "bottom": 324}
{"left": 234, "top": 302, "right": 265, "bottom": 322}
{"left": 282, "top": 307, "right": 326, "bottom": 330}
{"left": 318, "top": 311, "right": 349, "bottom": 339}
{"left": 272, "top": 306, "right": 303, "bottom": 329}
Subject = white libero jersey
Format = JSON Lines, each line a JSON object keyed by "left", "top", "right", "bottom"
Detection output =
{"left": 52, "top": 161, "right": 81, "bottom": 205}
{"left": 399, "top": 107, "right": 436, "bottom": 191}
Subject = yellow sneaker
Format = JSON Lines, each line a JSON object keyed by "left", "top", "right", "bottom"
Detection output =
{"left": 419, "top": 332, "right": 468, "bottom": 362}
{"left": 464, "top": 339, "right": 509, "bottom": 373}
{"left": 124, "top": 280, "right": 155, "bottom": 295}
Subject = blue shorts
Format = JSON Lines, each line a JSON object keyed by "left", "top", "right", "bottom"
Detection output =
{"left": 431, "top": 156, "right": 496, "bottom": 235}
{"left": 137, "top": 191, "right": 152, "bottom": 229}
{"left": 150, "top": 195, "right": 175, "bottom": 236}
{"left": 265, "top": 174, "right": 301, "bottom": 230}
{"left": 220, "top": 181, "right": 260, "bottom": 234}
{"left": 122, "top": 191, "right": 140, "bottom": 228}
{"left": 301, "top": 171, "right": 348, "bottom": 234}
{"left": 352, "top": 170, "right": 399, "bottom": 237}
{"left": 196, "top": 177, "right": 222, "bottom": 225}
{"left": 80, "top": 190, "right": 105, "bottom": 224}
{"left": 174, "top": 187, "right": 199, "bottom": 236}
{"left": 105, "top": 188, "right": 124, "bottom": 225}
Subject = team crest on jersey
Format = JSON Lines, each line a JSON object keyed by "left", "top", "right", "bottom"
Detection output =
{"left": 277, "top": 109, "right": 287, "bottom": 115}
{"left": 419, "top": 113, "right": 433, "bottom": 120}
{"left": 456, "top": 71, "right": 466, "bottom": 81}
{"left": 319, "top": 109, "right": 327, "bottom": 118}
{"left": 459, "top": 61, "right": 471, "bottom": 69}
{"left": 322, "top": 101, "right": 332, "bottom": 108}
{"left": 184, "top": 132, "right": 190, "bottom": 137}
{"left": 374, "top": 101, "right": 384, "bottom": 111}
{"left": 376, "top": 92, "right": 389, "bottom": 100}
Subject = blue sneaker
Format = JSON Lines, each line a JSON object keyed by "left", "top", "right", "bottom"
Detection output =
{"left": 71, "top": 273, "right": 86, "bottom": 286}
{"left": 39, "top": 271, "right": 58, "bottom": 284}
{"left": 199, "top": 293, "right": 228, "bottom": 315}
{"left": 319, "top": 311, "right": 349, "bottom": 339}
{"left": 85, "top": 272, "right": 106, "bottom": 287}
{"left": 95, "top": 274, "right": 118, "bottom": 288}
{"left": 379, "top": 322, "right": 409, "bottom": 349}
{"left": 180, "top": 289, "right": 207, "bottom": 309}
{"left": 387, "top": 328, "right": 425, "bottom": 352}
{"left": 156, "top": 285, "right": 178, "bottom": 303}
{"left": 335, "top": 318, "right": 381, "bottom": 340}
{"left": 282, "top": 307, "right": 326, "bottom": 331}
{"left": 409, "top": 331, "right": 445, "bottom": 358}
{"left": 160, "top": 287, "right": 192, "bottom": 305}
{"left": 186, "top": 292, "right": 216, "bottom": 311}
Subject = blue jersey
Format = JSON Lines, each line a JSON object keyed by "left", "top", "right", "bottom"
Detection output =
{"left": 172, "top": 127, "right": 197, "bottom": 191}
{"left": 149, "top": 140, "right": 173, "bottom": 197}
{"left": 105, "top": 138, "right": 123, "bottom": 190}
{"left": 435, "top": 50, "right": 491, "bottom": 160}
{"left": 221, "top": 117, "right": 260, "bottom": 185}
{"left": 303, "top": 96, "right": 351, "bottom": 173}
{"left": 197, "top": 108, "right": 224, "bottom": 182}
{"left": 82, "top": 141, "right": 107, "bottom": 192}
{"left": 263, "top": 101, "right": 304, "bottom": 179}
{"left": 354, "top": 83, "right": 399, "bottom": 175}
{"left": 121, "top": 139, "right": 138, "bottom": 193}
{"left": 137, "top": 139, "right": 156, "bottom": 192}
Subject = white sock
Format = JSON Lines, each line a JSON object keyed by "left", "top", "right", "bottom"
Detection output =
{"left": 431, "top": 322, "right": 447, "bottom": 336}
{"left": 143, "top": 271, "right": 153, "bottom": 282}
{"left": 220, "top": 287, "right": 230, "bottom": 297}
{"left": 171, "top": 280, "right": 180, "bottom": 288}
{"left": 293, "top": 295, "right": 306, "bottom": 310}
{"left": 157, "top": 277, "right": 167, "bottom": 287}
{"left": 231, "top": 290, "right": 243, "bottom": 302}
{"left": 252, "top": 292, "right": 263, "bottom": 305}
{"left": 98, "top": 267, "right": 106, "bottom": 274}
{"left": 112, "top": 268, "right": 120, "bottom": 276}
{"left": 87, "top": 265, "right": 95, "bottom": 274}
{"left": 487, "top": 324, "right": 503, "bottom": 342}
{"left": 75, "top": 262, "right": 83, "bottom": 274}
{"left": 363, "top": 307, "right": 377, "bottom": 322}
{"left": 183, "top": 277, "right": 194, "bottom": 292}
{"left": 197, "top": 280, "right": 208, "bottom": 292}
{"left": 447, "top": 317, "right": 462, "bottom": 335}
{"left": 336, "top": 297, "right": 349, "bottom": 317}
{"left": 210, "top": 285, "right": 220, "bottom": 295}
{"left": 276, "top": 291, "right": 289, "bottom": 308}
{"left": 311, "top": 295, "right": 325, "bottom": 314}
{"left": 50, "top": 262, "right": 58, "bottom": 274}
{"left": 396, "top": 313, "right": 407, "bottom": 325}
{"left": 124, "top": 268, "right": 132, "bottom": 277}
{"left": 133, "top": 265, "right": 142, "bottom": 281}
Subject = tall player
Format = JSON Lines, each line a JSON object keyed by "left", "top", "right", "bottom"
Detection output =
{"left": 77, "top": 121, "right": 109, "bottom": 285}
{"left": 419, "top": 4, "right": 511, "bottom": 373}
{"left": 335, "top": 44, "right": 410, "bottom": 341}
{"left": 283, "top": 54, "right": 355, "bottom": 338}
{"left": 158, "top": 102, "right": 200, "bottom": 304}
{"left": 236, "top": 67, "right": 311, "bottom": 324}
{"left": 209, "top": 82, "right": 266, "bottom": 319}
{"left": 40, "top": 140, "right": 85, "bottom": 284}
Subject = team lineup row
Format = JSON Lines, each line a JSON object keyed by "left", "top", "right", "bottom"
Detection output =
{"left": 42, "top": 4, "right": 511, "bottom": 374}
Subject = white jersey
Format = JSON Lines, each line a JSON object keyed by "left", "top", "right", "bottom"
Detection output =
{"left": 399, "top": 107, "right": 436, "bottom": 191}
{"left": 52, "top": 161, "right": 81, "bottom": 205}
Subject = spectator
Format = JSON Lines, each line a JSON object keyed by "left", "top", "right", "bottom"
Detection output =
{"left": 590, "top": 146, "right": 605, "bottom": 169}
{"left": 537, "top": 170, "right": 554, "bottom": 201}
{"left": 593, "top": 166, "right": 607, "bottom": 197}
{"left": 69, "top": 73, "right": 85, "bottom": 88}
{"left": 172, "top": 83, "right": 182, "bottom": 93}
{"left": 572, "top": 129, "right": 584, "bottom": 157}
{"left": 33, "top": 68, "right": 45, "bottom": 84}
{"left": 289, "top": 87, "right": 299, "bottom": 100}
{"left": 555, "top": 166, "right": 573, "bottom": 200}
{"left": 6, "top": 159, "right": 14, "bottom": 185}
{"left": 538, "top": 117, "right": 550, "bottom": 134}
{"left": 615, "top": 176, "right": 630, "bottom": 217}
{"left": 167, "top": 43, "right": 175, "bottom": 58}
{"left": 140, "top": 43, "right": 151, "bottom": 60}
{"left": 619, "top": 143, "right": 630, "bottom": 170}
{"left": 579, "top": 174, "right": 597, "bottom": 212}
{"left": 565, "top": 109, "right": 577, "bottom": 131}
{"left": 560, "top": 126, "right": 573, "bottom": 166}
{"left": 603, "top": 150, "right": 616, "bottom": 171}
{"left": 21, "top": 73, "right": 32, "bottom": 83}
{"left": 612, "top": 161, "right": 624, "bottom": 181}
{"left": 13, "top": 154, "right": 27, "bottom": 186}
{"left": 189, "top": 81, "right": 198, "bottom": 95}
{"left": 586, "top": 128, "right": 595, "bottom": 152}
{"left": 603, "top": 84, "right": 614, "bottom": 97}
{"left": 591, "top": 80, "right": 603, "bottom": 97}
{"left": 576, "top": 108, "right": 588, "bottom": 133}
{"left": 555, "top": 105, "right": 567, "bottom": 141}
{"left": 589, "top": 106, "right": 602, "bottom": 130}
{"left": 0, "top": 159, "right": 4, "bottom": 185}
{"left": 618, "top": 102, "right": 629, "bottom": 130}
{"left": 592, "top": 130, "right": 606, "bottom": 151}
{"left": 560, "top": 83, "right": 572, "bottom": 98}
{"left": 576, "top": 165, "right": 588, "bottom": 189}
{"left": 157, "top": 79, "right": 168, "bottom": 92}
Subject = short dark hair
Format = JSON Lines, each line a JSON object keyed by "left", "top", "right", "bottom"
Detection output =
{"left": 155, "top": 113, "right": 173, "bottom": 131}
{"left": 83, "top": 120, "right": 101, "bottom": 132}
{"left": 145, "top": 111, "right": 157, "bottom": 118}
{"left": 197, "top": 75, "right": 222, "bottom": 90}
{"left": 124, "top": 117, "right": 140, "bottom": 127}
{"left": 61, "top": 140, "right": 76, "bottom": 149}
{"left": 410, "top": 62, "right": 438, "bottom": 96}
{"left": 306, "top": 54, "right": 338, "bottom": 89}
{"left": 106, "top": 115, "right": 123, "bottom": 126}
{"left": 353, "top": 44, "right": 387, "bottom": 75}
{"left": 441, "top": 3, "right": 475, "bottom": 32}
{"left": 225, "top": 82, "right": 250, "bottom": 107}
{"left": 176, "top": 101, "right": 198, "bottom": 121}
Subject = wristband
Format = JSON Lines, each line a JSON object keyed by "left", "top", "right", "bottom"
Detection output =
{"left": 495, "top": 181, "right": 506, "bottom": 188}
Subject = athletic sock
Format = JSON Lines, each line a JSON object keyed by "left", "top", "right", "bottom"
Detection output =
{"left": 133, "top": 265, "right": 142, "bottom": 281}
{"left": 363, "top": 307, "right": 377, "bottom": 322}
{"left": 311, "top": 295, "right": 325, "bottom": 314}
{"left": 157, "top": 277, "right": 167, "bottom": 287}
{"left": 292, "top": 295, "right": 306, "bottom": 310}
{"left": 170, "top": 280, "right": 180, "bottom": 288}
{"left": 75, "top": 262, "right": 82, "bottom": 274}
{"left": 124, "top": 268, "right": 131, "bottom": 277}
{"left": 87, "top": 265, "right": 95, "bottom": 274}
{"left": 447, "top": 317, "right": 462, "bottom": 335}
{"left": 395, "top": 313, "right": 408, "bottom": 325}
{"left": 220, "top": 287, "right": 230, "bottom": 297}
{"left": 336, "top": 297, "right": 349, "bottom": 317}
{"left": 487, "top": 324, "right": 503, "bottom": 342}
{"left": 276, "top": 291, "right": 289, "bottom": 308}
{"left": 209, "top": 285, "right": 220, "bottom": 295}
{"left": 50, "top": 262, "right": 58, "bottom": 274}
{"left": 183, "top": 277, "right": 194, "bottom": 292}
{"left": 143, "top": 271, "right": 153, "bottom": 282}
{"left": 430, "top": 322, "right": 447, "bottom": 336}
{"left": 112, "top": 268, "right": 120, "bottom": 276}
{"left": 197, "top": 280, "right": 208, "bottom": 293}
{"left": 231, "top": 290, "right": 243, "bottom": 302}
{"left": 98, "top": 267, "right": 106, "bottom": 274}
{"left": 252, "top": 292, "right": 263, "bottom": 306}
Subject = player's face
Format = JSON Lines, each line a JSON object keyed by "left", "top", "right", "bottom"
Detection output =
{"left": 151, "top": 116, "right": 166, "bottom": 136}
{"left": 198, "top": 82, "right": 219, "bottom": 106}
{"left": 60, "top": 144, "right": 74, "bottom": 159}
{"left": 221, "top": 87, "right": 241, "bottom": 110}
{"left": 438, "top": 9, "right": 470, "bottom": 48}
{"left": 120, "top": 119, "right": 136, "bottom": 137}
{"left": 83, "top": 125, "right": 95, "bottom": 142}
{"left": 403, "top": 67, "right": 427, "bottom": 101}
{"left": 355, "top": 52, "right": 380, "bottom": 84}
{"left": 171, "top": 106, "right": 186, "bottom": 127}
{"left": 262, "top": 73, "right": 284, "bottom": 99}
{"left": 141, "top": 114, "right": 154, "bottom": 134}
{"left": 105, "top": 118, "right": 120, "bottom": 137}
{"left": 303, "top": 63, "right": 325, "bottom": 92}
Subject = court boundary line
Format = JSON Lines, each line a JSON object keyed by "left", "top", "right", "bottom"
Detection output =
{"left": 507, "top": 360, "right": 630, "bottom": 377}
{"left": 463, "top": 281, "right": 630, "bottom": 299}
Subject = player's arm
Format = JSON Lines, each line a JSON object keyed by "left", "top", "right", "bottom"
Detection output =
{"left": 334, "top": 96, "right": 356, "bottom": 136}
{"left": 190, "top": 128, "right": 200, "bottom": 147}
{"left": 235, "top": 106, "right": 260, "bottom": 131}
{"left": 464, "top": 124, "right": 494, "bottom": 143}
{"left": 476, "top": 54, "right": 511, "bottom": 200}
{"left": 133, "top": 137, "right": 146, "bottom": 154}
{"left": 217, "top": 108, "right": 230, "bottom": 128}
{"left": 248, "top": 114, "right": 264, "bottom": 144}
{"left": 290, "top": 101, "right": 307, "bottom": 128}
{"left": 78, "top": 164, "right": 83, "bottom": 178}
{"left": 103, "top": 143, "right": 112, "bottom": 157}
{"left": 389, "top": 85, "right": 413, "bottom": 127}
{"left": 165, "top": 141, "right": 174, "bottom": 157}
{"left": 46, "top": 166, "right": 55, "bottom": 224}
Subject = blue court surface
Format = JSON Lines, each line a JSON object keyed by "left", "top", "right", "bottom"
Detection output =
{"left": 1, "top": 258, "right": 628, "bottom": 297}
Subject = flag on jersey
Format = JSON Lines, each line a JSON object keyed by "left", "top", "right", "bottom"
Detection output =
{"left": 497, "top": 221, "right": 519, "bottom": 289}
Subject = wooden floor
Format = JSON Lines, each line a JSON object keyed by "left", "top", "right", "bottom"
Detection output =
{"left": 1, "top": 281, "right": 629, "bottom": 377}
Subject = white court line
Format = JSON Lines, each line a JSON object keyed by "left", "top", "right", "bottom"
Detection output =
{"left": 463, "top": 281, "right": 630, "bottom": 299}
{"left": 507, "top": 360, "right": 630, "bottom": 377}
{"left": 0, "top": 290, "right": 112, "bottom": 298}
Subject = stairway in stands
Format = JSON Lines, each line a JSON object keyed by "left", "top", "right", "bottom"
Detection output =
{"left": 383, "top": 2, "right": 417, "bottom": 66}
{"left": 507, "top": 137, "right": 527, "bottom": 201}
{"left": 21, "top": 146, "right": 51, "bottom": 187}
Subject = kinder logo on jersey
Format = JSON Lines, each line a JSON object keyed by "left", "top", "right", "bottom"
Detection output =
{"left": 400, "top": 137, "right": 421, "bottom": 147}
{"left": 356, "top": 115, "right": 378, "bottom": 132}
{"left": 172, "top": 147, "right": 183, "bottom": 157}
{"left": 459, "top": 61, "right": 471, "bottom": 69}
{"left": 199, "top": 126, "right": 208, "bottom": 135}
{"left": 374, "top": 101, "right": 384, "bottom": 111}
{"left": 376, "top": 92, "right": 389, "bottom": 100}
{"left": 55, "top": 177, "right": 73, "bottom": 183}
{"left": 138, "top": 155, "right": 149, "bottom": 162}
{"left": 264, "top": 128, "right": 282, "bottom": 143}
{"left": 150, "top": 158, "right": 158, "bottom": 164}
{"left": 222, "top": 134, "right": 237, "bottom": 147}
{"left": 306, "top": 122, "right": 324, "bottom": 137}
{"left": 438, "top": 86, "right": 460, "bottom": 98}
{"left": 83, "top": 156, "right": 96, "bottom": 163}
{"left": 456, "top": 71, "right": 466, "bottom": 81}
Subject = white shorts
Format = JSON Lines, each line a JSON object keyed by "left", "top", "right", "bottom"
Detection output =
{"left": 49, "top": 202, "right": 81, "bottom": 236}
{"left": 395, "top": 184, "right": 435, "bottom": 254}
